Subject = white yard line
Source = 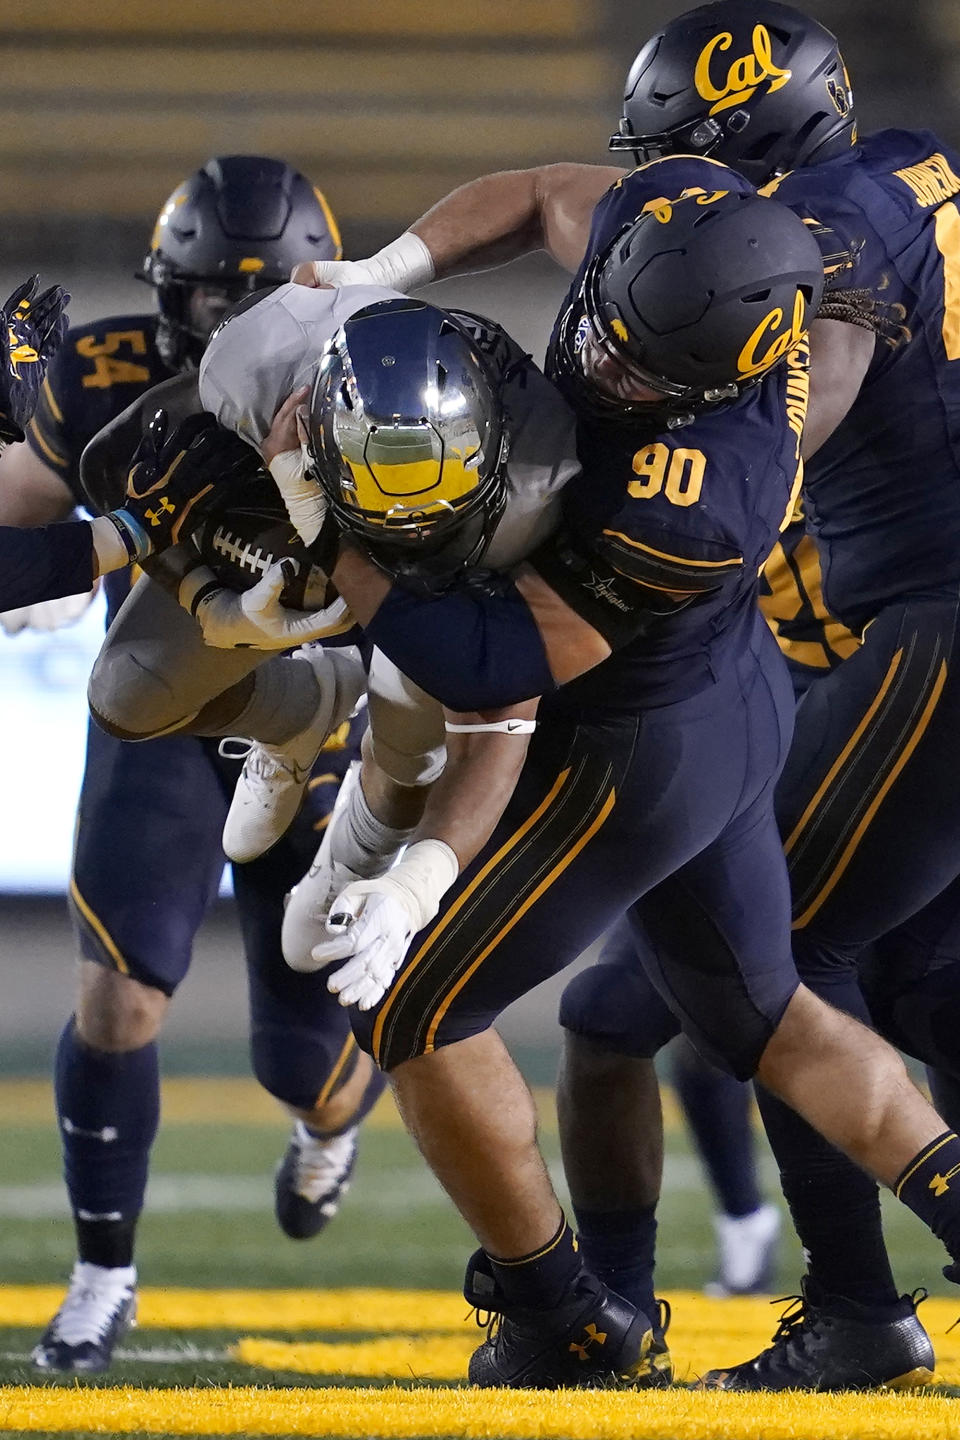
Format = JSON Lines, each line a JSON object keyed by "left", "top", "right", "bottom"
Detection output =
{"left": 0, "top": 1155, "right": 767, "bottom": 1219}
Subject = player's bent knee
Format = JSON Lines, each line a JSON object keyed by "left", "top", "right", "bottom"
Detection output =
{"left": 76, "top": 964, "right": 169, "bottom": 1052}
{"left": 252, "top": 1023, "right": 356, "bottom": 1110}
{"left": 87, "top": 646, "right": 193, "bottom": 741}
{"left": 559, "top": 964, "right": 680, "bottom": 1058}
{"left": 369, "top": 735, "right": 446, "bottom": 789}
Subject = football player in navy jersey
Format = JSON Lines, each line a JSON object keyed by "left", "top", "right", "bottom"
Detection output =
{"left": 0, "top": 157, "right": 384, "bottom": 1377}
{"left": 375, "top": 0, "right": 960, "bottom": 1392}
{"left": 212, "top": 151, "right": 960, "bottom": 1387}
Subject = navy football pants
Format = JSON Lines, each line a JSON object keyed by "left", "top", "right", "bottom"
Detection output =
{"left": 353, "top": 619, "right": 797, "bottom": 1081}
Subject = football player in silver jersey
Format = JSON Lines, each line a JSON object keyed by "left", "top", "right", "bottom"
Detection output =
{"left": 185, "top": 279, "right": 581, "bottom": 912}
{"left": 87, "top": 280, "right": 582, "bottom": 892}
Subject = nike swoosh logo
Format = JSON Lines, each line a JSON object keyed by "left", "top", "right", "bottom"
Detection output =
{"left": 506, "top": 721, "right": 525, "bottom": 732}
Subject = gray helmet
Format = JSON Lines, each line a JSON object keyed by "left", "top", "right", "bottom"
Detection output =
{"left": 307, "top": 298, "right": 509, "bottom": 589}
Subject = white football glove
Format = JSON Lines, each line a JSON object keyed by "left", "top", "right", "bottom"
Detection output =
{"left": 179, "top": 560, "right": 355, "bottom": 650}
{"left": 315, "top": 840, "right": 459, "bottom": 1010}
{"left": 0, "top": 585, "right": 98, "bottom": 635}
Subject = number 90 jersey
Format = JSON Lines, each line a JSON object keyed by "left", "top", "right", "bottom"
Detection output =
{"left": 766, "top": 128, "right": 960, "bottom": 631}
{"left": 543, "top": 157, "right": 809, "bottom": 708}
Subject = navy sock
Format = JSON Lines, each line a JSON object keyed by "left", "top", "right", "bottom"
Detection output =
{"left": 671, "top": 1040, "right": 761, "bottom": 1218}
{"left": 756, "top": 1083, "right": 899, "bottom": 1308}
{"left": 895, "top": 1131, "right": 960, "bottom": 1277}
{"left": 573, "top": 1204, "right": 658, "bottom": 1326}
{"left": 488, "top": 1217, "right": 582, "bottom": 1310}
{"left": 55, "top": 1019, "right": 160, "bottom": 1268}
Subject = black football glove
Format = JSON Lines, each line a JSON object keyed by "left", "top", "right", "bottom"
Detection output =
{"left": 107, "top": 409, "right": 265, "bottom": 563}
{"left": 0, "top": 275, "right": 69, "bottom": 445}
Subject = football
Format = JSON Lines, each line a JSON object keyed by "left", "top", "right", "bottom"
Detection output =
{"left": 186, "top": 469, "right": 333, "bottom": 609}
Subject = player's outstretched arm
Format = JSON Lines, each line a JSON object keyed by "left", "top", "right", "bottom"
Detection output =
{"left": 316, "top": 695, "right": 540, "bottom": 1010}
{"left": 293, "top": 163, "right": 623, "bottom": 291}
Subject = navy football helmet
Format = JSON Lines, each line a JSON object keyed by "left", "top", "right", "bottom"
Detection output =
{"left": 143, "top": 155, "right": 341, "bottom": 370}
{"left": 609, "top": 1, "right": 856, "bottom": 185}
{"left": 306, "top": 298, "right": 509, "bottom": 589}
{"left": 554, "top": 188, "right": 824, "bottom": 421}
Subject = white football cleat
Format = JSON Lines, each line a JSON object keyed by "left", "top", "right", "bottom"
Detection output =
{"left": 705, "top": 1201, "right": 782, "bottom": 1297}
{"left": 31, "top": 1262, "right": 137, "bottom": 1374}
{"left": 221, "top": 645, "right": 366, "bottom": 863}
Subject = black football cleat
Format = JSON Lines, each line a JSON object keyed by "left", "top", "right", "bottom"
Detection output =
{"left": 463, "top": 1249, "right": 658, "bottom": 1389}
{"left": 700, "top": 1279, "right": 935, "bottom": 1391}
{"left": 31, "top": 1262, "right": 137, "bottom": 1374}
{"left": 645, "top": 1297, "right": 674, "bottom": 1387}
{"left": 274, "top": 1121, "right": 358, "bottom": 1240}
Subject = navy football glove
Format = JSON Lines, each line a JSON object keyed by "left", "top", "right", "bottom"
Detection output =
{"left": 107, "top": 409, "right": 263, "bottom": 563}
{"left": 0, "top": 275, "right": 69, "bottom": 445}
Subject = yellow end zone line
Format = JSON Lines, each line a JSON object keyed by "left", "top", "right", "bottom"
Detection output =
{"left": 3, "top": 1383, "right": 960, "bottom": 1439}
{"left": 0, "top": 1285, "right": 471, "bottom": 1332}
{"left": 3, "top": 1289, "right": 960, "bottom": 1388}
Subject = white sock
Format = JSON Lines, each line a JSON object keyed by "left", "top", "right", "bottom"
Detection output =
{"left": 330, "top": 776, "right": 414, "bottom": 878}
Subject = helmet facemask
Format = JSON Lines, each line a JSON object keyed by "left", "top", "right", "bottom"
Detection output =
{"left": 307, "top": 302, "right": 510, "bottom": 593}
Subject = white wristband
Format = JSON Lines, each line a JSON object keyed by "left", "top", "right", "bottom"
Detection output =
{"left": 381, "top": 838, "right": 460, "bottom": 929}
{"left": 311, "top": 232, "right": 436, "bottom": 295}
{"left": 268, "top": 448, "right": 327, "bottom": 545}
{"left": 90, "top": 515, "right": 135, "bottom": 575}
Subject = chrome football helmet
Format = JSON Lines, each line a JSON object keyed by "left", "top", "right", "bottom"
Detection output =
{"left": 306, "top": 299, "right": 509, "bottom": 589}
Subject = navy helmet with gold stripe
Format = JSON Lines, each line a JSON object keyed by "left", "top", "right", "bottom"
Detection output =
{"left": 143, "top": 155, "right": 342, "bottom": 371}
{"left": 559, "top": 188, "right": 824, "bottom": 422}
{"left": 307, "top": 298, "right": 509, "bottom": 591}
{"left": 609, "top": 1, "right": 856, "bottom": 185}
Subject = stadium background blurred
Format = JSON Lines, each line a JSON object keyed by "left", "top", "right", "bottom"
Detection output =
{"left": 0, "top": 0, "right": 958, "bottom": 1360}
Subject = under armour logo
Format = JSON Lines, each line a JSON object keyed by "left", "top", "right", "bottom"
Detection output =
{"left": 569, "top": 1322, "right": 607, "bottom": 1361}
{"left": 930, "top": 1163, "right": 960, "bottom": 1197}
{"left": 145, "top": 496, "right": 176, "bottom": 527}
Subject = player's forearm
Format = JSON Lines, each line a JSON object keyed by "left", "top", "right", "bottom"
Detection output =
{"left": 413, "top": 700, "right": 539, "bottom": 870}
{"left": 410, "top": 163, "right": 618, "bottom": 279}
{"left": 0, "top": 519, "right": 96, "bottom": 609}
{"left": 409, "top": 170, "right": 551, "bottom": 279}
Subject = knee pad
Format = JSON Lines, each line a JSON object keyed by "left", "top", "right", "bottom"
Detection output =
{"left": 368, "top": 729, "right": 446, "bottom": 789}
{"left": 252, "top": 1021, "right": 357, "bottom": 1111}
{"left": 365, "top": 649, "right": 447, "bottom": 787}
{"left": 88, "top": 645, "right": 195, "bottom": 741}
{"left": 559, "top": 962, "right": 681, "bottom": 1058}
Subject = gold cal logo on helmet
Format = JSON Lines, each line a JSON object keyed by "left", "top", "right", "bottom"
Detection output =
{"left": 737, "top": 288, "right": 807, "bottom": 379}
{"left": 694, "top": 25, "right": 791, "bottom": 116}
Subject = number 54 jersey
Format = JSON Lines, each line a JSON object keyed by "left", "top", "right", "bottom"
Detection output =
{"left": 767, "top": 129, "right": 960, "bottom": 633}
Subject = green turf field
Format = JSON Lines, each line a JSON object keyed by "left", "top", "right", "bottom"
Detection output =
{"left": 0, "top": 1075, "right": 957, "bottom": 1437}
